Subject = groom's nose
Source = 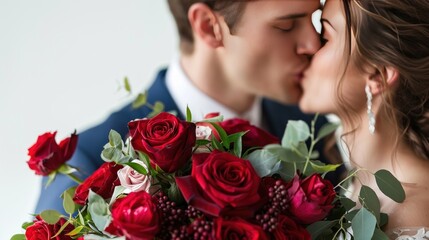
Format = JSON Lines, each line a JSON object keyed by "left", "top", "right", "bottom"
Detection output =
{"left": 296, "top": 23, "right": 321, "bottom": 56}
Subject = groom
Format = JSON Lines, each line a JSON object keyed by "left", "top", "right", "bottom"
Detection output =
{"left": 36, "top": 0, "right": 338, "bottom": 213}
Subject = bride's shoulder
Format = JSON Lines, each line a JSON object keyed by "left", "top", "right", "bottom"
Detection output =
{"left": 385, "top": 188, "right": 429, "bottom": 238}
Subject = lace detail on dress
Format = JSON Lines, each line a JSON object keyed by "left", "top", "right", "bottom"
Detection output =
{"left": 387, "top": 227, "right": 429, "bottom": 240}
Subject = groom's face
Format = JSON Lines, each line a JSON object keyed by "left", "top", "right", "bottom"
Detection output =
{"left": 218, "top": 0, "right": 321, "bottom": 104}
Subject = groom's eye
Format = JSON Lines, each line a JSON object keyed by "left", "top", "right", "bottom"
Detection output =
{"left": 274, "top": 21, "right": 295, "bottom": 32}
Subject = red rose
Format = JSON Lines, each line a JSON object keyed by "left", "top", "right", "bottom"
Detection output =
{"left": 286, "top": 174, "right": 336, "bottom": 224}
{"left": 128, "top": 112, "right": 196, "bottom": 173}
{"left": 214, "top": 218, "right": 268, "bottom": 240}
{"left": 273, "top": 215, "right": 311, "bottom": 240}
{"left": 27, "top": 131, "right": 78, "bottom": 175}
{"left": 73, "top": 162, "right": 123, "bottom": 205}
{"left": 105, "top": 191, "right": 160, "bottom": 240}
{"left": 176, "top": 151, "right": 264, "bottom": 218}
{"left": 219, "top": 118, "right": 279, "bottom": 149}
{"left": 25, "top": 216, "right": 75, "bottom": 240}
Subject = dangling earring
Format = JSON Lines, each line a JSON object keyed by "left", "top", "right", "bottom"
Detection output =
{"left": 365, "top": 84, "right": 375, "bottom": 134}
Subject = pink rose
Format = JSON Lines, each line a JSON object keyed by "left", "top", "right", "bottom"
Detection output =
{"left": 286, "top": 174, "right": 336, "bottom": 224}
{"left": 27, "top": 131, "right": 78, "bottom": 176}
{"left": 176, "top": 151, "right": 264, "bottom": 218}
{"left": 128, "top": 112, "right": 196, "bottom": 173}
{"left": 117, "top": 159, "right": 153, "bottom": 193}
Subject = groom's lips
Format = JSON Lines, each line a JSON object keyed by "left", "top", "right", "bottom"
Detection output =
{"left": 295, "top": 72, "right": 304, "bottom": 83}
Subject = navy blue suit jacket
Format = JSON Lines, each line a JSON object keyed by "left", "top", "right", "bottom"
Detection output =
{"left": 35, "top": 68, "right": 340, "bottom": 213}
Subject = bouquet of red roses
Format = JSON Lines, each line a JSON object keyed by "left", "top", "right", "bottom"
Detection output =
{"left": 14, "top": 107, "right": 405, "bottom": 240}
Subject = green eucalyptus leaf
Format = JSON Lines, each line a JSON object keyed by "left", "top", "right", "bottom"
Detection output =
{"left": 351, "top": 208, "right": 377, "bottom": 240}
{"left": 40, "top": 209, "right": 62, "bottom": 224}
{"left": 246, "top": 149, "right": 280, "bottom": 177}
{"left": 277, "top": 161, "right": 302, "bottom": 181}
{"left": 109, "top": 186, "right": 126, "bottom": 206}
{"left": 132, "top": 91, "right": 148, "bottom": 109}
{"left": 124, "top": 161, "right": 148, "bottom": 175}
{"left": 168, "top": 182, "right": 184, "bottom": 204}
{"left": 374, "top": 169, "right": 405, "bottom": 203}
{"left": 266, "top": 144, "right": 306, "bottom": 163}
{"left": 57, "top": 164, "right": 77, "bottom": 175}
{"left": 45, "top": 171, "right": 57, "bottom": 188}
{"left": 118, "top": 156, "right": 133, "bottom": 164}
{"left": 380, "top": 212, "right": 389, "bottom": 227}
{"left": 123, "top": 77, "right": 131, "bottom": 93}
{"left": 101, "top": 147, "right": 123, "bottom": 163}
{"left": 78, "top": 210, "right": 86, "bottom": 225}
{"left": 62, "top": 187, "right": 77, "bottom": 215}
{"left": 147, "top": 101, "right": 165, "bottom": 118}
{"left": 66, "top": 225, "right": 84, "bottom": 236}
{"left": 108, "top": 130, "right": 123, "bottom": 149}
{"left": 316, "top": 122, "right": 340, "bottom": 140}
{"left": 21, "top": 221, "right": 33, "bottom": 230}
{"left": 295, "top": 142, "right": 309, "bottom": 158}
{"left": 345, "top": 209, "right": 359, "bottom": 221}
{"left": 340, "top": 197, "right": 356, "bottom": 211}
{"left": 88, "top": 190, "right": 111, "bottom": 231}
{"left": 306, "top": 220, "right": 337, "bottom": 239}
{"left": 282, "top": 120, "right": 310, "bottom": 148}
{"left": 186, "top": 105, "right": 192, "bottom": 122}
{"left": 309, "top": 161, "right": 341, "bottom": 174}
{"left": 137, "top": 151, "right": 150, "bottom": 162}
{"left": 359, "top": 185, "right": 381, "bottom": 223}
{"left": 10, "top": 234, "right": 26, "bottom": 240}
{"left": 51, "top": 220, "right": 71, "bottom": 238}
{"left": 372, "top": 228, "right": 389, "bottom": 240}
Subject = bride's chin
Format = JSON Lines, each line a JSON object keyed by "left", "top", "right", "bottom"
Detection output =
{"left": 298, "top": 100, "right": 317, "bottom": 114}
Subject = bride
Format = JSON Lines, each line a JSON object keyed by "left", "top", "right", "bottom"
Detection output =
{"left": 299, "top": 0, "right": 429, "bottom": 238}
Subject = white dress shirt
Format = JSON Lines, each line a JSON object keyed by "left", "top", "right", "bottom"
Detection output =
{"left": 165, "top": 58, "right": 263, "bottom": 127}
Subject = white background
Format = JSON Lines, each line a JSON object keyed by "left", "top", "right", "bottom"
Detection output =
{"left": 0, "top": 1, "right": 176, "bottom": 238}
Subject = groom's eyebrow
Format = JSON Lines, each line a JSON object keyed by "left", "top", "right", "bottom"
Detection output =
{"left": 275, "top": 13, "right": 307, "bottom": 20}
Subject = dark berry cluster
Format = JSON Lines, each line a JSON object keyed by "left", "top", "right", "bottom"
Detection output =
{"left": 188, "top": 218, "right": 214, "bottom": 240}
{"left": 186, "top": 205, "right": 204, "bottom": 219}
{"left": 255, "top": 180, "right": 289, "bottom": 232}
{"left": 155, "top": 192, "right": 188, "bottom": 239}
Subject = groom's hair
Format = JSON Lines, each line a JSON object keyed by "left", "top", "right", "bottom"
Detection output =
{"left": 167, "top": 0, "right": 248, "bottom": 53}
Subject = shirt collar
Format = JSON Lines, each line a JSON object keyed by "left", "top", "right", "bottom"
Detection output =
{"left": 165, "top": 58, "right": 262, "bottom": 127}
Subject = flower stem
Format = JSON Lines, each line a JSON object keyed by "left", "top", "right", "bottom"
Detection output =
{"left": 302, "top": 113, "right": 318, "bottom": 175}
{"left": 66, "top": 173, "right": 83, "bottom": 184}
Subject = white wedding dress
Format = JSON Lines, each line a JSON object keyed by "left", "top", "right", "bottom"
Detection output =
{"left": 387, "top": 228, "right": 429, "bottom": 240}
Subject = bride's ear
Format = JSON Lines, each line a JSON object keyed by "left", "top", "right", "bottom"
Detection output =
{"left": 366, "top": 66, "right": 399, "bottom": 95}
{"left": 188, "top": 3, "right": 223, "bottom": 48}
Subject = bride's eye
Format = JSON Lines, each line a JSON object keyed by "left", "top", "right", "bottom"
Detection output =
{"left": 320, "top": 36, "right": 328, "bottom": 45}
{"left": 320, "top": 28, "right": 328, "bottom": 45}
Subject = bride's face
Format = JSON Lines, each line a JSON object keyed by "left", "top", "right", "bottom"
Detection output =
{"left": 299, "top": 0, "right": 366, "bottom": 115}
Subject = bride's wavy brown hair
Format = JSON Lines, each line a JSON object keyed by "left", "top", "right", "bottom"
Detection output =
{"left": 338, "top": 0, "right": 429, "bottom": 160}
